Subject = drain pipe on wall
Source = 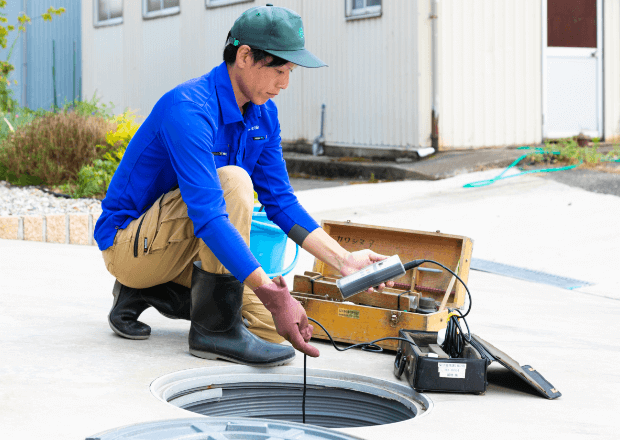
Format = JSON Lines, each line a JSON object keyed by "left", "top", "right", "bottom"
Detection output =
{"left": 430, "top": 0, "right": 439, "bottom": 154}
{"left": 22, "top": 0, "right": 28, "bottom": 108}
{"left": 312, "top": 103, "right": 326, "bottom": 156}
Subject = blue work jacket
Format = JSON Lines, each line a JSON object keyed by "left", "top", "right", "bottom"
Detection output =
{"left": 94, "top": 62, "right": 319, "bottom": 282}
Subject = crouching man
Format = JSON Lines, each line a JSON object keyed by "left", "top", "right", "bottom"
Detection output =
{"left": 95, "top": 4, "right": 392, "bottom": 366}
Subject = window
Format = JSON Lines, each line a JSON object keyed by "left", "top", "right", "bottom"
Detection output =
{"left": 143, "top": 0, "right": 180, "bottom": 19}
{"left": 94, "top": 0, "right": 123, "bottom": 27}
{"left": 205, "top": 0, "right": 254, "bottom": 9}
{"left": 346, "top": 0, "right": 382, "bottom": 20}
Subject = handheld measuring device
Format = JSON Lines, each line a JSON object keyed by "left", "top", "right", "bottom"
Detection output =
{"left": 336, "top": 255, "right": 426, "bottom": 299}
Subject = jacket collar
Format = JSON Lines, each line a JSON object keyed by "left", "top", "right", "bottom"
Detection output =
{"left": 215, "top": 62, "right": 262, "bottom": 124}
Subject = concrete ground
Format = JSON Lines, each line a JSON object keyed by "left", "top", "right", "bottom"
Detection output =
{"left": 286, "top": 147, "right": 620, "bottom": 196}
{"left": 2, "top": 168, "right": 619, "bottom": 439}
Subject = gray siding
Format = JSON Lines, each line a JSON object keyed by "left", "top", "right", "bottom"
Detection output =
{"left": 81, "top": 0, "right": 620, "bottom": 149}
{"left": 0, "top": 0, "right": 82, "bottom": 110}
{"left": 26, "top": 0, "right": 82, "bottom": 110}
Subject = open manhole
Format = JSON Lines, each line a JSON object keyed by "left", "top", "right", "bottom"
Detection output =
{"left": 150, "top": 366, "right": 432, "bottom": 429}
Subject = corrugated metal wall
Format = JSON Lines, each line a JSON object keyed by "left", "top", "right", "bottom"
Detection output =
{"left": 604, "top": 0, "right": 620, "bottom": 143}
{"left": 26, "top": 0, "right": 82, "bottom": 110}
{"left": 82, "top": 0, "right": 424, "bottom": 149}
{"left": 290, "top": 0, "right": 423, "bottom": 150}
{"left": 437, "top": 0, "right": 542, "bottom": 149}
{"left": 0, "top": 0, "right": 81, "bottom": 111}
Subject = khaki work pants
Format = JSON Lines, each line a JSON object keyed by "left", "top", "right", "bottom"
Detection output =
{"left": 102, "top": 165, "right": 283, "bottom": 343}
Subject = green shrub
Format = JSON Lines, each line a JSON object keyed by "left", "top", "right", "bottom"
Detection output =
{"left": 59, "top": 158, "right": 117, "bottom": 199}
{"left": 61, "top": 92, "right": 115, "bottom": 120}
{"left": 101, "top": 110, "right": 140, "bottom": 163}
{"left": 529, "top": 138, "right": 620, "bottom": 167}
{"left": 0, "top": 110, "right": 115, "bottom": 186}
{"left": 60, "top": 109, "right": 141, "bottom": 198}
{"left": 0, "top": 106, "right": 50, "bottom": 144}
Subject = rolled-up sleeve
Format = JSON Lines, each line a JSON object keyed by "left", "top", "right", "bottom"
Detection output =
{"left": 160, "top": 102, "right": 260, "bottom": 282}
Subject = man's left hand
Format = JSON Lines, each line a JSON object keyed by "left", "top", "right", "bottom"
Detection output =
{"left": 339, "top": 250, "right": 396, "bottom": 293}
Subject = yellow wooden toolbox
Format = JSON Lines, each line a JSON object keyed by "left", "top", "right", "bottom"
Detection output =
{"left": 291, "top": 220, "right": 474, "bottom": 350}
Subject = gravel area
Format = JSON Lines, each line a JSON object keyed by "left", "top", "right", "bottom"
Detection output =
{"left": 0, "top": 177, "right": 351, "bottom": 219}
{"left": 0, "top": 181, "right": 102, "bottom": 217}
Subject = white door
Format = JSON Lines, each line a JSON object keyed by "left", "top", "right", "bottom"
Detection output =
{"left": 543, "top": 0, "right": 603, "bottom": 139}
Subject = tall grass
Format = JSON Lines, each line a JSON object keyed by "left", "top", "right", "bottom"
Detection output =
{"left": 0, "top": 110, "right": 115, "bottom": 186}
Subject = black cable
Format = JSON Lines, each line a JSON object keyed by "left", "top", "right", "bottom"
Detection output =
{"left": 403, "top": 259, "right": 472, "bottom": 318}
{"left": 404, "top": 259, "right": 473, "bottom": 357}
{"left": 309, "top": 317, "right": 415, "bottom": 353}
{"left": 303, "top": 354, "right": 306, "bottom": 424}
{"left": 302, "top": 258, "right": 474, "bottom": 421}
{"left": 441, "top": 309, "right": 471, "bottom": 358}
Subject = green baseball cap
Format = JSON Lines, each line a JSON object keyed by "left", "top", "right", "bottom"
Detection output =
{"left": 229, "top": 3, "right": 327, "bottom": 68}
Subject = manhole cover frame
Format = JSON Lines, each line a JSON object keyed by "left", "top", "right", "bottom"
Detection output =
{"left": 150, "top": 365, "right": 433, "bottom": 428}
{"left": 87, "top": 416, "right": 369, "bottom": 440}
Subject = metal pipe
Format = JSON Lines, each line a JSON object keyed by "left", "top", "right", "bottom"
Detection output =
{"left": 312, "top": 103, "right": 326, "bottom": 156}
{"left": 52, "top": 39, "right": 57, "bottom": 110}
{"left": 21, "top": 0, "right": 28, "bottom": 108}
{"left": 430, "top": 0, "right": 439, "bottom": 152}
{"left": 73, "top": 41, "right": 76, "bottom": 105}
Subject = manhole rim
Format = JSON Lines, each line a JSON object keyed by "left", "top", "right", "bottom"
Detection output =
{"left": 150, "top": 365, "right": 433, "bottom": 426}
{"left": 87, "top": 416, "right": 368, "bottom": 440}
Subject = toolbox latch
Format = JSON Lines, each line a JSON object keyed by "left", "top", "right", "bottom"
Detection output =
{"left": 390, "top": 311, "right": 402, "bottom": 327}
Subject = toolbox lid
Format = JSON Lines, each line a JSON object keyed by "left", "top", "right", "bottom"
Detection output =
{"left": 470, "top": 334, "right": 562, "bottom": 400}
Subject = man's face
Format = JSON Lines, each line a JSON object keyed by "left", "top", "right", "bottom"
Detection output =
{"left": 238, "top": 53, "right": 297, "bottom": 106}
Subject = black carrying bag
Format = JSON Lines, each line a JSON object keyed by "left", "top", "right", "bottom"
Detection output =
{"left": 394, "top": 329, "right": 561, "bottom": 399}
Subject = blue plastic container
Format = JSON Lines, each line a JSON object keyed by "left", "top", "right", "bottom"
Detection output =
{"left": 251, "top": 206, "right": 299, "bottom": 278}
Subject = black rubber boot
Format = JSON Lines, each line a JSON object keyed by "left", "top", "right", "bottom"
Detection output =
{"left": 141, "top": 282, "right": 191, "bottom": 321}
{"left": 108, "top": 281, "right": 191, "bottom": 340}
{"left": 188, "top": 262, "right": 295, "bottom": 366}
{"left": 108, "top": 281, "right": 152, "bottom": 340}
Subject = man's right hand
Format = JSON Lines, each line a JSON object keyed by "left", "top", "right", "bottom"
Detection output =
{"left": 253, "top": 276, "right": 320, "bottom": 357}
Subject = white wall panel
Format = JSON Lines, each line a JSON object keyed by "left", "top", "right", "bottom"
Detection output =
{"left": 82, "top": 1, "right": 569, "bottom": 151}
{"left": 604, "top": 0, "right": 620, "bottom": 142}
{"left": 438, "top": 0, "right": 542, "bottom": 149}
{"left": 83, "top": 0, "right": 259, "bottom": 117}
{"left": 286, "top": 0, "right": 422, "bottom": 149}
{"left": 83, "top": 0, "right": 125, "bottom": 115}
{"left": 140, "top": 15, "right": 181, "bottom": 114}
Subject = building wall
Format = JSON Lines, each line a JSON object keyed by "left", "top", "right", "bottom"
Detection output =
{"left": 291, "top": 0, "right": 424, "bottom": 151}
{"left": 83, "top": 0, "right": 265, "bottom": 118}
{"left": 26, "top": 0, "right": 82, "bottom": 110}
{"left": 0, "top": 0, "right": 81, "bottom": 110}
{"left": 80, "top": 0, "right": 620, "bottom": 150}
{"left": 437, "top": 0, "right": 542, "bottom": 150}
{"left": 604, "top": 0, "right": 620, "bottom": 143}
{"left": 81, "top": 0, "right": 424, "bottom": 150}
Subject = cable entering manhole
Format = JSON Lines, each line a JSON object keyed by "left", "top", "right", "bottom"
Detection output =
{"left": 151, "top": 366, "right": 432, "bottom": 430}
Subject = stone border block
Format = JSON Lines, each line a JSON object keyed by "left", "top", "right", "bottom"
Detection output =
{"left": 69, "top": 214, "right": 89, "bottom": 245}
{"left": 0, "top": 212, "right": 105, "bottom": 246}
{"left": 24, "top": 216, "right": 44, "bottom": 242}
{"left": 91, "top": 212, "right": 102, "bottom": 246}
{"left": 0, "top": 216, "right": 21, "bottom": 240}
{"left": 45, "top": 214, "right": 67, "bottom": 244}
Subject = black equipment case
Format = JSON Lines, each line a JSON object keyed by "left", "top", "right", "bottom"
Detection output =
{"left": 393, "top": 329, "right": 561, "bottom": 399}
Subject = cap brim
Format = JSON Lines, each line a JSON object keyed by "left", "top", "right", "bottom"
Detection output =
{"left": 263, "top": 48, "right": 327, "bottom": 68}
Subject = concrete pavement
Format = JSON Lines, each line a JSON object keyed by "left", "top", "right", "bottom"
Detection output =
{"left": 283, "top": 148, "right": 527, "bottom": 181}
{"left": 1, "top": 168, "right": 619, "bottom": 439}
